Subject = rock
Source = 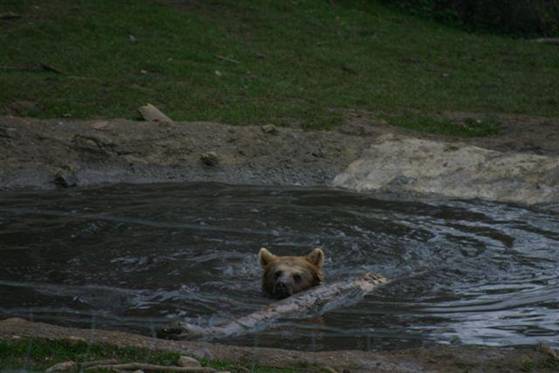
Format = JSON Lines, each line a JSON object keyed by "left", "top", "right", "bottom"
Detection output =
{"left": 137, "top": 104, "right": 173, "bottom": 124}
{"left": 537, "top": 343, "right": 559, "bottom": 360}
{"left": 72, "top": 134, "right": 111, "bottom": 155}
{"left": 321, "top": 367, "right": 339, "bottom": 373}
{"left": 45, "top": 361, "right": 76, "bottom": 372}
{"left": 5, "top": 317, "right": 27, "bottom": 323}
{"left": 192, "top": 347, "right": 213, "bottom": 360}
{"left": 54, "top": 171, "right": 78, "bottom": 188}
{"left": 177, "top": 355, "right": 201, "bottom": 367}
{"left": 67, "top": 335, "right": 87, "bottom": 343}
{"left": 90, "top": 121, "right": 109, "bottom": 130}
{"left": 200, "top": 151, "right": 219, "bottom": 167}
{"left": 0, "top": 127, "right": 15, "bottom": 139}
{"left": 261, "top": 124, "right": 278, "bottom": 135}
{"left": 333, "top": 135, "right": 559, "bottom": 205}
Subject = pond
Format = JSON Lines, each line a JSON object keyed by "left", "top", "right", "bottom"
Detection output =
{"left": 0, "top": 183, "right": 558, "bottom": 351}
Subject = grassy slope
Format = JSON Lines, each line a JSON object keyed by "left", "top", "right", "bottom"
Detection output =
{"left": 0, "top": 338, "right": 297, "bottom": 372}
{"left": 0, "top": 0, "right": 558, "bottom": 132}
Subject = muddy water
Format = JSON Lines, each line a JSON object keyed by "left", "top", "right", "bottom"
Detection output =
{"left": 0, "top": 183, "right": 558, "bottom": 351}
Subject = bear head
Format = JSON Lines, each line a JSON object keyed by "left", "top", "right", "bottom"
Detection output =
{"left": 258, "top": 247, "right": 324, "bottom": 299}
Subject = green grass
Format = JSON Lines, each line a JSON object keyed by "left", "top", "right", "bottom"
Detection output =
{"left": 0, "top": 338, "right": 298, "bottom": 372}
{"left": 0, "top": 0, "right": 558, "bottom": 132}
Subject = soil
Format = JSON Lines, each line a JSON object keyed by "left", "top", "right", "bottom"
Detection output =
{"left": 1, "top": 113, "right": 559, "bottom": 191}
{"left": 342, "top": 110, "right": 559, "bottom": 156}
{"left": 0, "top": 116, "right": 372, "bottom": 190}
{"left": 1, "top": 318, "right": 558, "bottom": 373}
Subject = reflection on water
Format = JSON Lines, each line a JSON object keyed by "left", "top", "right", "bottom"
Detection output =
{"left": 0, "top": 183, "right": 558, "bottom": 351}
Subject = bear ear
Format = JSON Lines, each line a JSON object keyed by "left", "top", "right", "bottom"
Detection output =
{"left": 259, "top": 247, "right": 275, "bottom": 267}
{"left": 306, "top": 248, "right": 324, "bottom": 267}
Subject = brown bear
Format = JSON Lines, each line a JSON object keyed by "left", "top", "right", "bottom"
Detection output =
{"left": 258, "top": 247, "right": 324, "bottom": 299}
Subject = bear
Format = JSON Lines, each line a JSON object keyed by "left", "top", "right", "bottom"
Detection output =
{"left": 258, "top": 247, "right": 324, "bottom": 299}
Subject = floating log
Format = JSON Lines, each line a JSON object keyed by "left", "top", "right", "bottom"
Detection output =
{"left": 159, "top": 272, "right": 388, "bottom": 341}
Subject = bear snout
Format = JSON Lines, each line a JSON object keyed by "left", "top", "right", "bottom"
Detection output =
{"left": 272, "top": 280, "right": 292, "bottom": 299}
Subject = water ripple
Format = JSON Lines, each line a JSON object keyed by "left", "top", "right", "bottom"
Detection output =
{"left": 1, "top": 183, "right": 558, "bottom": 350}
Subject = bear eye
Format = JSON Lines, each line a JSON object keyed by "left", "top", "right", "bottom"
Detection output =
{"left": 293, "top": 274, "right": 302, "bottom": 283}
{"left": 274, "top": 271, "right": 283, "bottom": 279}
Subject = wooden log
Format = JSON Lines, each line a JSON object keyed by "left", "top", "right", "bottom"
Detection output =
{"left": 138, "top": 103, "right": 173, "bottom": 124}
{"left": 532, "top": 38, "right": 559, "bottom": 45}
{"left": 80, "top": 359, "right": 118, "bottom": 368}
{"left": 84, "top": 362, "right": 215, "bottom": 372}
{"left": 0, "top": 63, "right": 63, "bottom": 74}
{"left": 0, "top": 12, "right": 22, "bottom": 20}
{"left": 159, "top": 272, "right": 388, "bottom": 341}
{"left": 216, "top": 55, "right": 240, "bottom": 64}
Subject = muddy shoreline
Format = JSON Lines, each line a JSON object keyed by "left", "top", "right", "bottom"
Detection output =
{"left": 0, "top": 116, "right": 373, "bottom": 190}
{"left": 2, "top": 115, "right": 559, "bottom": 207}
{"left": 2, "top": 318, "right": 558, "bottom": 373}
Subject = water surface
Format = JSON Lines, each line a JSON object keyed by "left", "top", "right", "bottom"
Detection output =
{"left": 1, "top": 183, "right": 558, "bottom": 351}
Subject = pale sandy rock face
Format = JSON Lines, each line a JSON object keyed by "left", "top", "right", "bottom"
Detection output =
{"left": 333, "top": 135, "right": 559, "bottom": 205}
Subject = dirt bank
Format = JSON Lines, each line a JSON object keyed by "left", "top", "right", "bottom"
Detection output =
{"left": 0, "top": 116, "right": 372, "bottom": 190}
{"left": 1, "top": 318, "right": 558, "bottom": 373}
{"left": 1, "top": 114, "right": 559, "bottom": 206}
{"left": 334, "top": 134, "right": 559, "bottom": 205}
{"left": 341, "top": 111, "right": 559, "bottom": 156}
